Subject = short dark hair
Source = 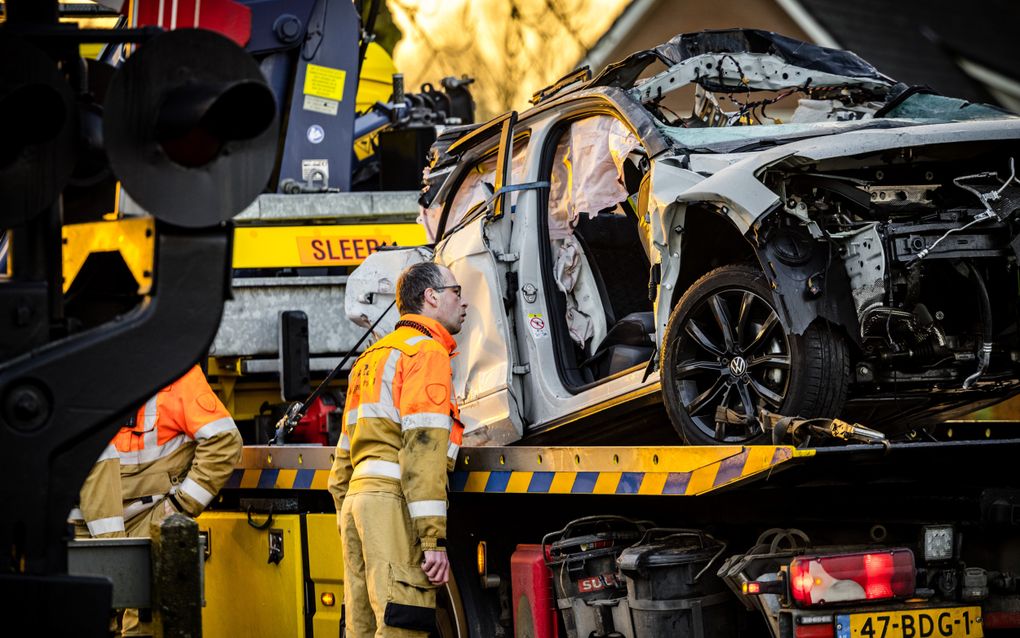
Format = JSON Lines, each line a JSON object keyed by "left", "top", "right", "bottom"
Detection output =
{"left": 397, "top": 262, "right": 446, "bottom": 315}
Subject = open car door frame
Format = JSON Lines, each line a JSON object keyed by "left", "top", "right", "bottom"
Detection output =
{"left": 435, "top": 112, "right": 525, "bottom": 445}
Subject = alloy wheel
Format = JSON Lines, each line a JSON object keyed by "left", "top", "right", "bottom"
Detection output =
{"left": 670, "top": 288, "right": 791, "bottom": 442}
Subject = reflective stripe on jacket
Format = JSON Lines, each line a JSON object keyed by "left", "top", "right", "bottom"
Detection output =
{"left": 328, "top": 313, "right": 463, "bottom": 552}
{"left": 77, "top": 365, "right": 242, "bottom": 534}
{"left": 71, "top": 444, "right": 125, "bottom": 538}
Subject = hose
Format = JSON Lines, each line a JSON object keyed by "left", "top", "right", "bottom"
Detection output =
{"left": 963, "top": 263, "right": 993, "bottom": 389}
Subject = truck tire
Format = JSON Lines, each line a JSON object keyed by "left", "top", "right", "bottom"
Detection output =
{"left": 661, "top": 264, "right": 849, "bottom": 445}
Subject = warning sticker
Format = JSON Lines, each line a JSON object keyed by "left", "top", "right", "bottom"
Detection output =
{"left": 303, "top": 94, "right": 339, "bottom": 116}
{"left": 527, "top": 313, "right": 549, "bottom": 339}
{"left": 304, "top": 64, "right": 346, "bottom": 101}
{"left": 300, "top": 159, "right": 329, "bottom": 183}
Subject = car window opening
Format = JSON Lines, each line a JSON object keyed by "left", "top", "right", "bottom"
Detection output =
{"left": 543, "top": 115, "right": 655, "bottom": 391}
{"left": 421, "top": 135, "right": 530, "bottom": 243}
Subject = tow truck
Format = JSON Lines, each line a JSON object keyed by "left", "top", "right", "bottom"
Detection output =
{"left": 4, "top": 2, "right": 1019, "bottom": 638}
{"left": 204, "top": 420, "right": 1020, "bottom": 637}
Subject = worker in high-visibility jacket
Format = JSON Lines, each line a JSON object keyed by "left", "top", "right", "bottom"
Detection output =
{"left": 73, "top": 364, "right": 241, "bottom": 538}
{"left": 72, "top": 365, "right": 242, "bottom": 635}
{"left": 328, "top": 261, "right": 467, "bottom": 637}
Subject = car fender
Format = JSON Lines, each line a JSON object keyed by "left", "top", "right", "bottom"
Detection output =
{"left": 653, "top": 151, "right": 858, "bottom": 340}
{"left": 672, "top": 150, "right": 791, "bottom": 233}
{"left": 651, "top": 151, "right": 790, "bottom": 339}
{"left": 646, "top": 158, "right": 704, "bottom": 340}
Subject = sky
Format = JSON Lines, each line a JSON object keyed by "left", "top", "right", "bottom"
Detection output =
{"left": 387, "top": 0, "right": 631, "bottom": 119}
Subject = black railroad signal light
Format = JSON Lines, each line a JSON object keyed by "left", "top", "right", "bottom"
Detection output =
{"left": 104, "top": 28, "right": 279, "bottom": 228}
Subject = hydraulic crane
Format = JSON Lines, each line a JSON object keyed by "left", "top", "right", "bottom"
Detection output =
{"left": 0, "top": 1, "right": 277, "bottom": 633}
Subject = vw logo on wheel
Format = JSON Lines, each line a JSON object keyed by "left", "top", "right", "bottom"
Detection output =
{"left": 729, "top": 356, "right": 748, "bottom": 377}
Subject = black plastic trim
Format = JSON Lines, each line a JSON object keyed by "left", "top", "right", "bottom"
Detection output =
{"left": 383, "top": 601, "right": 436, "bottom": 632}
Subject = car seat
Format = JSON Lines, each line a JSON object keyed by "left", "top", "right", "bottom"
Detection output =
{"left": 581, "top": 311, "right": 655, "bottom": 378}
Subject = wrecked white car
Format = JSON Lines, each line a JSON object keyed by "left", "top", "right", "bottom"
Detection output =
{"left": 347, "top": 29, "right": 1020, "bottom": 446}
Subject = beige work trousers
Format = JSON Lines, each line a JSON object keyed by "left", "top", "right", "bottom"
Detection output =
{"left": 340, "top": 491, "right": 438, "bottom": 638}
{"left": 123, "top": 501, "right": 176, "bottom": 636}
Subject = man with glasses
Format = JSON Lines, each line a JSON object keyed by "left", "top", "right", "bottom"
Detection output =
{"left": 328, "top": 261, "right": 468, "bottom": 637}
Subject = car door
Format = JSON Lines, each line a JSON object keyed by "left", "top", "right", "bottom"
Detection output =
{"left": 433, "top": 113, "right": 525, "bottom": 445}
{"left": 511, "top": 111, "right": 663, "bottom": 434}
{"left": 348, "top": 114, "right": 527, "bottom": 445}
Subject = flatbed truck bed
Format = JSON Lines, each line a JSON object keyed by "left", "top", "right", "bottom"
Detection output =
{"left": 197, "top": 424, "right": 1020, "bottom": 638}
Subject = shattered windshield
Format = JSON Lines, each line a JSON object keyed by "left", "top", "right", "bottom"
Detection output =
{"left": 652, "top": 92, "right": 1015, "bottom": 154}
{"left": 881, "top": 92, "right": 1009, "bottom": 120}
{"left": 580, "top": 29, "right": 1016, "bottom": 153}
{"left": 655, "top": 118, "right": 913, "bottom": 153}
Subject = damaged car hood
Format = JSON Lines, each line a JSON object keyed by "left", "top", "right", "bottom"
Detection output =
{"left": 657, "top": 117, "right": 1020, "bottom": 231}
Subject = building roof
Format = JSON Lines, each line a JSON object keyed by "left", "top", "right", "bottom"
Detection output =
{"left": 790, "top": 0, "right": 1018, "bottom": 108}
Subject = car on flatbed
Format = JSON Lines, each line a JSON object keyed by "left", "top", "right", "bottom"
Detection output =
{"left": 347, "top": 28, "right": 1020, "bottom": 446}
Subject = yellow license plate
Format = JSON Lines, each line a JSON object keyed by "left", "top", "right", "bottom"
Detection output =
{"left": 836, "top": 606, "right": 982, "bottom": 638}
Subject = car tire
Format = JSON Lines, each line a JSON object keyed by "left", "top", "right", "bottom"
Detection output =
{"left": 661, "top": 264, "right": 849, "bottom": 445}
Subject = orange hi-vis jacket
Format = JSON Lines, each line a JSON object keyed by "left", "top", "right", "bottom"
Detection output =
{"left": 73, "top": 365, "right": 241, "bottom": 537}
{"left": 328, "top": 314, "right": 463, "bottom": 552}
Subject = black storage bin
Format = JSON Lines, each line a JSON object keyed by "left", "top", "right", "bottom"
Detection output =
{"left": 618, "top": 529, "right": 737, "bottom": 638}
{"left": 543, "top": 516, "right": 650, "bottom": 638}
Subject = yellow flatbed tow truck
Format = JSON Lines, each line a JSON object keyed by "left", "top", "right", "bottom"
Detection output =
{"left": 199, "top": 426, "right": 1020, "bottom": 638}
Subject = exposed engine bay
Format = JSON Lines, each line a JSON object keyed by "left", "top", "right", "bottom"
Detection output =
{"left": 762, "top": 150, "right": 1020, "bottom": 398}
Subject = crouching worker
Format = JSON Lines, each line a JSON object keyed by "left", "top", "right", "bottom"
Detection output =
{"left": 329, "top": 262, "right": 468, "bottom": 637}
{"left": 72, "top": 364, "right": 242, "bottom": 636}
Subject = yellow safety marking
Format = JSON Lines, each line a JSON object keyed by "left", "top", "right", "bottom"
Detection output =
{"left": 304, "top": 64, "right": 347, "bottom": 101}
{"left": 738, "top": 446, "right": 782, "bottom": 482}
{"left": 637, "top": 472, "right": 668, "bottom": 495}
{"left": 232, "top": 224, "right": 426, "bottom": 269}
{"left": 311, "top": 471, "right": 330, "bottom": 490}
{"left": 505, "top": 472, "right": 533, "bottom": 493}
{"left": 549, "top": 472, "right": 576, "bottom": 494}
{"left": 661, "top": 446, "right": 741, "bottom": 472}
{"left": 240, "top": 470, "right": 261, "bottom": 489}
{"left": 225, "top": 446, "right": 811, "bottom": 496}
{"left": 593, "top": 472, "right": 622, "bottom": 495}
{"left": 79, "top": 43, "right": 104, "bottom": 58}
{"left": 685, "top": 464, "right": 721, "bottom": 495}
{"left": 62, "top": 217, "right": 155, "bottom": 294}
{"left": 277, "top": 469, "right": 298, "bottom": 489}
{"left": 463, "top": 471, "right": 490, "bottom": 493}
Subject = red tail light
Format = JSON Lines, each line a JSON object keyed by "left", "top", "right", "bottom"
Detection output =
{"left": 789, "top": 549, "right": 915, "bottom": 607}
{"left": 863, "top": 552, "right": 893, "bottom": 599}
{"left": 794, "top": 625, "right": 834, "bottom": 638}
{"left": 580, "top": 539, "right": 613, "bottom": 551}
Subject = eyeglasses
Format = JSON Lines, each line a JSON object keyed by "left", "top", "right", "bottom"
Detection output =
{"left": 432, "top": 285, "right": 462, "bottom": 299}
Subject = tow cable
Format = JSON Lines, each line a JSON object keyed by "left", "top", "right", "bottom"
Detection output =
{"left": 271, "top": 300, "right": 396, "bottom": 444}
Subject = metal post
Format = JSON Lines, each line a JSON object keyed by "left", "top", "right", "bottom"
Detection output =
{"left": 151, "top": 513, "right": 203, "bottom": 638}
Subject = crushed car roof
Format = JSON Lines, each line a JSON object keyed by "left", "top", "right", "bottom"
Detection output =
{"left": 423, "top": 29, "right": 1015, "bottom": 205}
{"left": 539, "top": 28, "right": 897, "bottom": 103}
